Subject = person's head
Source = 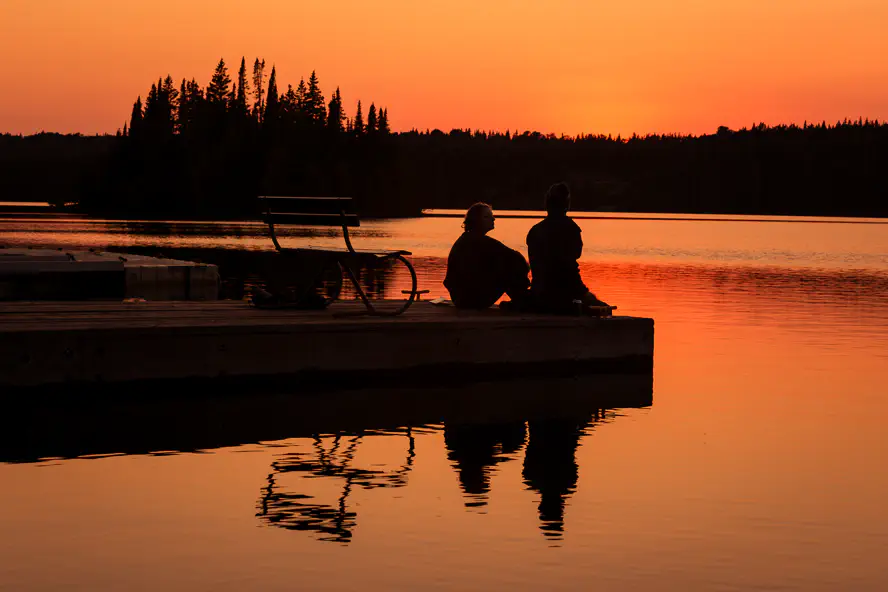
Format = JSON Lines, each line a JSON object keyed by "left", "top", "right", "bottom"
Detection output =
{"left": 463, "top": 202, "right": 495, "bottom": 234}
{"left": 545, "top": 182, "right": 571, "bottom": 215}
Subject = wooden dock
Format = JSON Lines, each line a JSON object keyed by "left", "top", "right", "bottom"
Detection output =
{"left": 0, "top": 248, "right": 219, "bottom": 301}
{"left": 0, "top": 300, "right": 654, "bottom": 390}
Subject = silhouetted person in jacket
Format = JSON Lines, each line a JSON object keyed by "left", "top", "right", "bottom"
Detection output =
{"left": 444, "top": 203, "right": 530, "bottom": 309}
{"left": 526, "top": 183, "right": 610, "bottom": 313}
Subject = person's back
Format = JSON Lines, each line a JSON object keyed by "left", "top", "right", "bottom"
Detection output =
{"left": 444, "top": 203, "right": 530, "bottom": 309}
{"left": 527, "top": 183, "right": 608, "bottom": 313}
{"left": 526, "top": 214, "right": 587, "bottom": 306}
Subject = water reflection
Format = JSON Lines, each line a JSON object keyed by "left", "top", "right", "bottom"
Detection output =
{"left": 254, "top": 409, "right": 617, "bottom": 543}
{"left": 523, "top": 417, "right": 588, "bottom": 538}
{"left": 257, "top": 431, "right": 416, "bottom": 543}
{"left": 1, "top": 374, "right": 651, "bottom": 543}
{"left": 445, "top": 422, "right": 527, "bottom": 507}
{"left": 442, "top": 414, "right": 601, "bottom": 538}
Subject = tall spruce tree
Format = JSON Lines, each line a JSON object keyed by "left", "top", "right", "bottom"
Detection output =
{"left": 178, "top": 78, "right": 203, "bottom": 134}
{"left": 378, "top": 107, "right": 390, "bottom": 134}
{"left": 280, "top": 83, "right": 298, "bottom": 126}
{"left": 178, "top": 79, "right": 188, "bottom": 133}
{"left": 264, "top": 66, "right": 279, "bottom": 125}
{"left": 144, "top": 83, "right": 158, "bottom": 119}
{"left": 206, "top": 58, "right": 232, "bottom": 107}
{"left": 353, "top": 100, "right": 365, "bottom": 136}
{"left": 296, "top": 78, "right": 308, "bottom": 112}
{"left": 327, "top": 87, "right": 345, "bottom": 132}
{"left": 367, "top": 103, "right": 378, "bottom": 134}
{"left": 161, "top": 75, "right": 179, "bottom": 134}
{"left": 129, "top": 96, "right": 143, "bottom": 137}
{"left": 306, "top": 70, "right": 326, "bottom": 126}
{"left": 252, "top": 58, "right": 266, "bottom": 122}
{"left": 234, "top": 57, "right": 250, "bottom": 116}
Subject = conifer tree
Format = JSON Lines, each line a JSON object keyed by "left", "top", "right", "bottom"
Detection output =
{"left": 161, "top": 75, "right": 179, "bottom": 134}
{"left": 306, "top": 70, "right": 326, "bottom": 126}
{"left": 280, "top": 84, "right": 298, "bottom": 125}
{"left": 367, "top": 103, "right": 378, "bottom": 134}
{"left": 206, "top": 58, "right": 231, "bottom": 107}
{"left": 234, "top": 57, "right": 250, "bottom": 116}
{"left": 296, "top": 78, "right": 307, "bottom": 112}
{"left": 178, "top": 78, "right": 188, "bottom": 131}
{"left": 252, "top": 58, "right": 266, "bottom": 121}
{"left": 144, "top": 83, "right": 158, "bottom": 119}
{"left": 353, "top": 100, "right": 365, "bottom": 136}
{"left": 378, "top": 107, "right": 390, "bottom": 134}
{"left": 327, "top": 87, "right": 345, "bottom": 132}
{"left": 264, "top": 66, "right": 279, "bottom": 124}
{"left": 129, "top": 96, "right": 144, "bottom": 137}
{"left": 178, "top": 78, "right": 204, "bottom": 134}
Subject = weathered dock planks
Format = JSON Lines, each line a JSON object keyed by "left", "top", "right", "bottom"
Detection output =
{"left": 0, "top": 248, "right": 219, "bottom": 301}
{"left": 0, "top": 300, "right": 654, "bottom": 389}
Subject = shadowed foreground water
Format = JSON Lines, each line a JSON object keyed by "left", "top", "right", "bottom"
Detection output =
{"left": 1, "top": 214, "right": 887, "bottom": 591}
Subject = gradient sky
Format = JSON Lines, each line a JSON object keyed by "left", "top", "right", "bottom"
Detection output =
{"left": 2, "top": 0, "right": 887, "bottom": 136}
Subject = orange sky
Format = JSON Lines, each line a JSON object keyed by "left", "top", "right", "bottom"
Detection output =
{"left": 2, "top": 0, "right": 887, "bottom": 136}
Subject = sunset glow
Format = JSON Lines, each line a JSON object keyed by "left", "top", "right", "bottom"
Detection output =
{"left": 2, "top": 0, "right": 888, "bottom": 136}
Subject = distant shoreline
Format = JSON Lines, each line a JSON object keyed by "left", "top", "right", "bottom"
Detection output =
{"left": 3, "top": 203, "right": 888, "bottom": 226}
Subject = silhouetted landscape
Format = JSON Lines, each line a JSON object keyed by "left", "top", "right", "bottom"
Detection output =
{"left": 2, "top": 57, "right": 887, "bottom": 219}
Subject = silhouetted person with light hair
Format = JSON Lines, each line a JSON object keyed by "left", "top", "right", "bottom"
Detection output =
{"left": 526, "top": 183, "right": 610, "bottom": 313}
{"left": 444, "top": 203, "right": 530, "bottom": 309}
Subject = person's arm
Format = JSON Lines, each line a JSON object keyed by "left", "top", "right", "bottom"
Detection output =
{"left": 570, "top": 222, "right": 584, "bottom": 261}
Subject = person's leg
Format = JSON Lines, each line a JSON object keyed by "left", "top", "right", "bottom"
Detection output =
{"left": 502, "top": 249, "right": 531, "bottom": 305}
{"left": 581, "top": 290, "right": 610, "bottom": 308}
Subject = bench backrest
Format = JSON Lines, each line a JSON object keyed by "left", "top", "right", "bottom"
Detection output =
{"left": 258, "top": 196, "right": 360, "bottom": 228}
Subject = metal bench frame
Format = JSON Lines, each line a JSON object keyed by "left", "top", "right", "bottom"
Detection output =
{"left": 260, "top": 196, "right": 419, "bottom": 316}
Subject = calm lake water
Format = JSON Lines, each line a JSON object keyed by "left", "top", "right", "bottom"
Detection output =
{"left": 1, "top": 214, "right": 888, "bottom": 591}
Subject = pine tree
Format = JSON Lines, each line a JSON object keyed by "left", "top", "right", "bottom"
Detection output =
{"left": 353, "top": 100, "right": 364, "bottom": 136}
{"left": 144, "top": 83, "right": 158, "bottom": 120}
{"left": 161, "top": 75, "right": 179, "bottom": 134}
{"left": 367, "top": 103, "right": 378, "bottom": 134}
{"left": 265, "top": 66, "right": 280, "bottom": 125}
{"left": 129, "top": 96, "right": 144, "bottom": 137}
{"left": 296, "top": 78, "right": 307, "bottom": 112}
{"left": 280, "top": 84, "right": 298, "bottom": 125}
{"left": 327, "top": 87, "right": 345, "bottom": 132}
{"left": 306, "top": 70, "right": 326, "bottom": 126}
{"left": 234, "top": 57, "right": 250, "bottom": 116}
{"left": 178, "top": 78, "right": 204, "bottom": 135}
{"left": 206, "top": 58, "right": 231, "bottom": 107}
{"left": 252, "top": 58, "right": 266, "bottom": 122}
{"left": 177, "top": 78, "right": 190, "bottom": 134}
{"left": 378, "top": 107, "right": 390, "bottom": 134}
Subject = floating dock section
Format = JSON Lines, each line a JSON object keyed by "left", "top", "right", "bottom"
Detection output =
{"left": 0, "top": 248, "right": 218, "bottom": 301}
{"left": 0, "top": 301, "right": 654, "bottom": 390}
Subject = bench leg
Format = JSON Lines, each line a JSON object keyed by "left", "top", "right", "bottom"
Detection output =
{"left": 338, "top": 254, "right": 419, "bottom": 317}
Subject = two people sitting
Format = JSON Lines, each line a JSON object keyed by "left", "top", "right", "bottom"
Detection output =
{"left": 443, "top": 182, "right": 610, "bottom": 313}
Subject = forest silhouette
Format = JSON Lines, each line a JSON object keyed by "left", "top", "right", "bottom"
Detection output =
{"left": 2, "top": 57, "right": 887, "bottom": 219}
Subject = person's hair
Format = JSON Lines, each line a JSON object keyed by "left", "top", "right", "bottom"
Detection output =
{"left": 545, "top": 182, "right": 571, "bottom": 214}
{"left": 462, "top": 202, "right": 492, "bottom": 232}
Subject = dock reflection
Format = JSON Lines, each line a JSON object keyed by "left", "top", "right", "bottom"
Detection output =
{"left": 1, "top": 373, "right": 651, "bottom": 542}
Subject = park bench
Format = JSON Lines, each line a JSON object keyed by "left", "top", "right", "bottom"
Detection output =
{"left": 254, "top": 195, "right": 424, "bottom": 316}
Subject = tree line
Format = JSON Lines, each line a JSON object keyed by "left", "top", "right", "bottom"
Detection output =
{"left": 85, "top": 57, "right": 394, "bottom": 218}
{"left": 1, "top": 57, "right": 886, "bottom": 219}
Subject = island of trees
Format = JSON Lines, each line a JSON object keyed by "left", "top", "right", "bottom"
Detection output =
{"left": 2, "top": 56, "right": 886, "bottom": 219}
